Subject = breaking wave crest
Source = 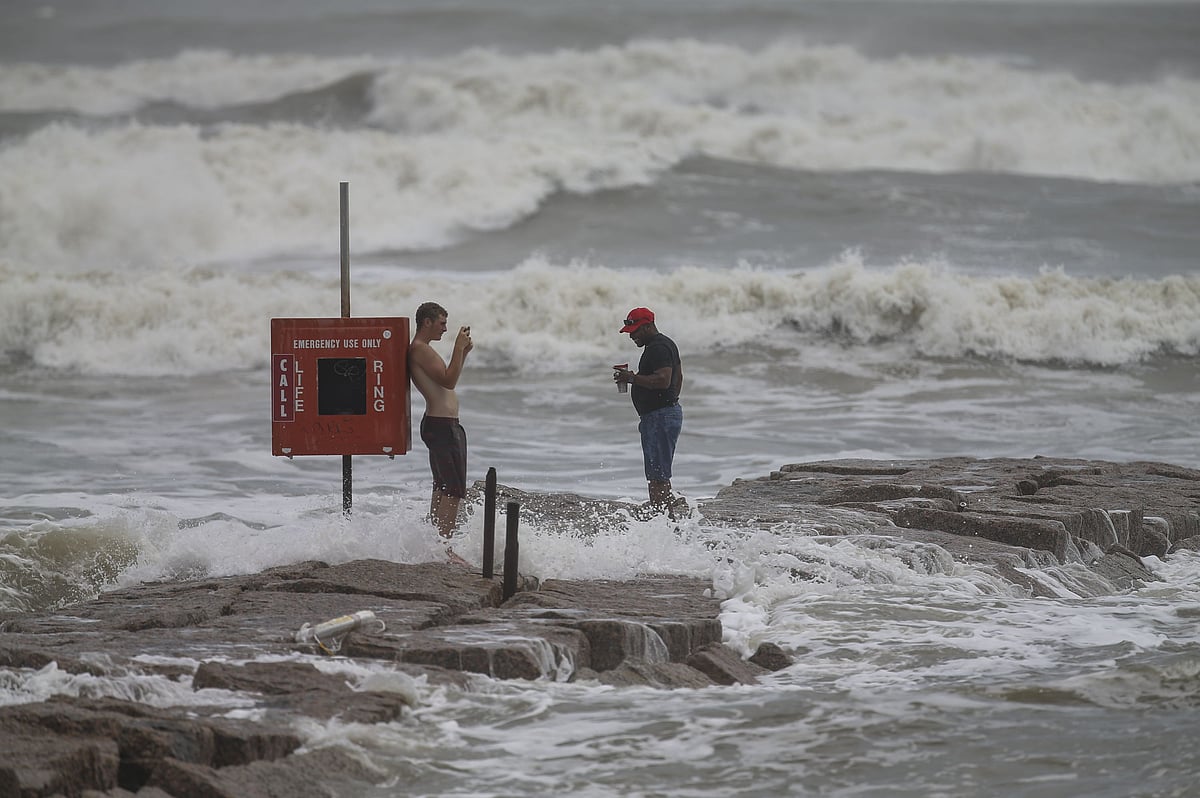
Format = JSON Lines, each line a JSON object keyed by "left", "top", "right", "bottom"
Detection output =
{"left": 2, "top": 256, "right": 1196, "bottom": 376}
{"left": 2, "top": 41, "right": 1197, "bottom": 270}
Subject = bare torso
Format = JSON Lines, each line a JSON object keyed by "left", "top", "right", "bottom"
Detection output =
{"left": 409, "top": 340, "right": 460, "bottom": 417}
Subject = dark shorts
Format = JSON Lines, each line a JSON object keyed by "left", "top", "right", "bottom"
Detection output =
{"left": 420, "top": 416, "right": 467, "bottom": 498}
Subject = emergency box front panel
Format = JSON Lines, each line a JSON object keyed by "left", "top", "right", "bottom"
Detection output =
{"left": 271, "top": 317, "right": 411, "bottom": 457}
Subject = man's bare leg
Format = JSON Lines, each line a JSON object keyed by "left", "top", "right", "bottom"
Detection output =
{"left": 430, "top": 490, "right": 461, "bottom": 538}
{"left": 430, "top": 491, "right": 469, "bottom": 565}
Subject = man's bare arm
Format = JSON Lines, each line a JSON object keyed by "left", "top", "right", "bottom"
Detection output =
{"left": 632, "top": 366, "right": 673, "bottom": 390}
{"left": 410, "top": 343, "right": 455, "bottom": 388}
{"left": 409, "top": 327, "right": 472, "bottom": 388}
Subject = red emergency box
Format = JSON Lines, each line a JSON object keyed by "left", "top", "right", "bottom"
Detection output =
{"left": 271, "top": 317, "right": 411, "bottom": 457}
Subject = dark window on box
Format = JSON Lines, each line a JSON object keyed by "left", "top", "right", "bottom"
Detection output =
{"left": 317, "top": 358, "right": 367, "bottom": 415}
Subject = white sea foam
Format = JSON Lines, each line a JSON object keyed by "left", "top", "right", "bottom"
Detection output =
{"left": 2, "top": 256, "right": 1197, "bottom": 376}
{"left": 112, "top": 496, "right": 452, "bottom": 587}
{"left": 0, "top": 660, "right": 256, "bottom": 708}
{"left": 714, "top": 529, "right": 1194, "bottom": 696}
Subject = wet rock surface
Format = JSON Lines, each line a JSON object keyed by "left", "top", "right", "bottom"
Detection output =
{"left": 2, "top": 457, "right": 1197, "bottom": 796}
{"left": 0, "top": 559, "right": 738, "bottom": 797}
{"left": 702, "top": 456, "right": 1199, "bottom": 596}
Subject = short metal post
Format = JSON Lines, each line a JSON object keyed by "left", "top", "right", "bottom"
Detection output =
{"left": 483, "top": 467, "right": 497, "bottom": 579}
{"left": 502, "top": 501, "right": 519, "bottom": 600}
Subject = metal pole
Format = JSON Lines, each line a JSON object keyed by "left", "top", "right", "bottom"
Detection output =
{"left": 340, "top": 181, "right": 352, "bottom": 516}
{"left": 483, "top": 467, "right": 497, "bottom": 579}
{"left": 502, "top": 501, "right": 519, "bottom": 600}
{"left": 340, "top": 181, "right": 351, "bottom": 318}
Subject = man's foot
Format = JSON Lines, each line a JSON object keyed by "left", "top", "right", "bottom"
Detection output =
{"left": 445, "top": 546, "right": 470, "bottom": 567}
{"left": 634, "top": 495, "right": 689, "bottom": 521}
{"left": 634, "top": 501, "right": 669, "bottom": 521}
{"left": 669, "top": 495, "right": 690, "bottom": 520}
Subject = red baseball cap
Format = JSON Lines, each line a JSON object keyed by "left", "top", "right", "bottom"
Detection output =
{"left": 620, "top": 307, "right": 655, "bottom": 333}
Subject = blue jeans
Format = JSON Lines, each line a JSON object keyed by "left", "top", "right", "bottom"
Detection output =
{"left": 638, "top": 404, "right": 683, "bottom": 482}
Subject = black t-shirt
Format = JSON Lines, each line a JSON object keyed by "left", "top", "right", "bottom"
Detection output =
{"left": 631, "top": 333, "right": 681, "bottom": 416}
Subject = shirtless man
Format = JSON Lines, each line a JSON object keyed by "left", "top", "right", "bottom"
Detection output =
{"left": 408, "top": 301, "right": 473, "bottom": 540}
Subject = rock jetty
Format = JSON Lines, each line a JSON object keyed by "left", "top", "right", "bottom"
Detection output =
{"left": 2, "top": 456, "right": 1197, "bottom": 797}
{"left": 702, "top": 455, "right": 1198, "bottom": 596}
{"left": 0, "top": 560, "right": 770, "bottom": 798}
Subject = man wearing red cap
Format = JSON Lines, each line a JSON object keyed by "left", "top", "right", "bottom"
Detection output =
{"left": 614, "top": 307, "right": 684, "bottom": 518}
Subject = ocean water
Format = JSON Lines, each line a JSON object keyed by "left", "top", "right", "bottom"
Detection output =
{"left": 2, "top": 0, "right": 1199, "bottom": 795}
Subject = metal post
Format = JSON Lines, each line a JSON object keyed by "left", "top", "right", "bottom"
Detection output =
{"left": 340, "top": 181, "right": 352, "bottom": 516}
{"left": 502, "top": 501, "right": 519, "bottom": 600}
{"left": 340, "top": 181, "right": 351, "bottom": 318}
{"left": 483, "top": 467, "right": 497, "bottom": 579}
